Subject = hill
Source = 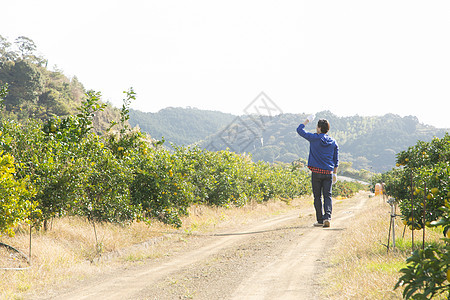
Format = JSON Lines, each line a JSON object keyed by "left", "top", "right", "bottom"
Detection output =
{"left": 202, "top": 111, "right": 449, "bottom": 172}
{"left": 2, "top": 35, "right": 447, "bottom": 173}
{"left": 0, "top": 35, "right": 120, "bottom": 132}
{"left": 129, "top": 108, "right": 448, "bottom": 173}
{"left": 129, "top": 107, "right": 235, "bottom": 146}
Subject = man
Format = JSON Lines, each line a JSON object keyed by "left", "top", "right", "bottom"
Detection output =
{"left": 297, "top": 115, "right": 339, "bottom": 228}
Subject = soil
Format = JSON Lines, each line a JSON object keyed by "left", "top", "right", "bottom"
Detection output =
{"left": 37, "top": 192, "right": 369, "bottom": 300}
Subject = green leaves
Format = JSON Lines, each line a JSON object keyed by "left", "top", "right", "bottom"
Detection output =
{"left": 77, "top": 90, "right": 107, "bottom": 137}
{"left": 78, "top": 141, "right": 136, "bottom": 224}
{"left": 395, "top": 245, "right": 450, "bottom": 299}
{"left": 0, "top": 151, "right": 37, "bottom": 237}
{"left": 332, "top": 180, "right": 366, "bottom": 198}
{"left": 384, "top": 134, "right": 450, "bottom": 226}
{"left": 130, "top": 148, "right": 195, "bottom": 227}
{"left": 0, "top": 87, "right": 314, "bottom": 232}
{"left": 128, "top": 145, "right": 312, "bottom": 228}
{"left": 386, "top": 133, "right": 450, "bottom": 298}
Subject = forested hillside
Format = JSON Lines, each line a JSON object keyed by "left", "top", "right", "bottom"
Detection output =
{"left": 2, "top": 35, "right": 448, "bottom": 173}
{"left": 0, "top": 35, "right": 120, "bottom": 132}
{"left": 129, "top": 107, "right": 234, "bottom": 146}
{"left": 130, "top": 108, "right": 448, "bottom": 173}
{"left": 201, "top": 111, "right": 448, "bottom": 172}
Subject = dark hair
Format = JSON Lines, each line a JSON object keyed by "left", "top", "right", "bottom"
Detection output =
{"left": 317, "top": 119, "right": 330, "bottom": 134}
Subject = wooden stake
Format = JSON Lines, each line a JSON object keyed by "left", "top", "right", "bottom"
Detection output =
{"left": 29, "top": 224, "right": 32, "bottom": 264}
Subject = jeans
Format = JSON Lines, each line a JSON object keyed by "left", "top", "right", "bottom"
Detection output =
{"left": 311, "top": 172, "right": 333, "bottom": 223}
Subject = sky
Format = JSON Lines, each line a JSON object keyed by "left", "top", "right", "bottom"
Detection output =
{"left": 1, "top": 0, "right": 450, "bottom": 128}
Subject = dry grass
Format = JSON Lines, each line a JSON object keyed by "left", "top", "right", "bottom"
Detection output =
{"left": 324, "top": 195, "right": 446, "bottom": 299}
{"left": 0, "top": 216, "right": 167, "bottom": 299}
{"left": 182, "top": 197, "right": 308, "bottom": 233}
{"left": 0, "top": 196, "right": 308, "bottom": 299}
{"left": 4, "top": 194, "right": 439, "bottom": 299}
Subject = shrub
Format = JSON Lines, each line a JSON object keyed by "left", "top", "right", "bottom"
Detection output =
{"left": 0, "top": 149, "right": 37, "bottom": 237}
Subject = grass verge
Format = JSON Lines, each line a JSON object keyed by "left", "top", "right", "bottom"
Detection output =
{"left": 0, "top": 196, "right": 309, "bottom": 299}
{"left": 323, "top": 195, "right": 446, "bottom": 299}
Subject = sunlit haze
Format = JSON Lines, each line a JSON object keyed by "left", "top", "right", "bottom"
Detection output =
{"left": 2, "top": 0, "right": 450, "bottom": 128}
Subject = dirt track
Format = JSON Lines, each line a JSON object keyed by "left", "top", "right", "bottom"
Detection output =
{"left": 43, "top": 192, "right": 369, "bottom": 300}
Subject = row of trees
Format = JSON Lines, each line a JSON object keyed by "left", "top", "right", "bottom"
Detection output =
{"left": 378, "top": 134, "right": 450, "bottom": 298}
{"left": 0, "top": 84, "right": 312, "bottom": 236}
{"left": 131, "top": 105, "right": 448, "bottom": 173}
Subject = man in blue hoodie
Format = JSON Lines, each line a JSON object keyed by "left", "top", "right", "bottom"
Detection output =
{"left": 297, "top": 116, "right": 339, "bottom": 228}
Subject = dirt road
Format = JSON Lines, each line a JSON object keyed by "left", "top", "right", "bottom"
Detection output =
{"left": 45, "top": 192, "right": 369, "bottom": 300}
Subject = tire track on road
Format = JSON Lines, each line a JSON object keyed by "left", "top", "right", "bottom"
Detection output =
{"left": 231, "top": 193, "right": 368, "bottom": 299}
{"left": 46, "top": 192, "right": 369, "bottom": 300}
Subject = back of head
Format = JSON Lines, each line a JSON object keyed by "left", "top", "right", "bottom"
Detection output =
{"left": 318, "top": 119, "right": 330, "bottom": 134}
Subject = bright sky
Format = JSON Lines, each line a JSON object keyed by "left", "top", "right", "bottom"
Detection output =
{"left": 2, "top": 0, "right": 450, "bottom": 128}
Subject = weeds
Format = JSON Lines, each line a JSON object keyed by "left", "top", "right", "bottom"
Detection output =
{"left": 0, "top": 196, "right": 308, "bottom": 298}
{"left": 324, "top": 195, "right": 446, "bottom": 299}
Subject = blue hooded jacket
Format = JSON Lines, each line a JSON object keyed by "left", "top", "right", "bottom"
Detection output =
{"left": 296, "top": 123, "right": 339, "bottom": 171}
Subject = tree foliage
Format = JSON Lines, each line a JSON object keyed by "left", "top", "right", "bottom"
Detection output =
{"left": 0, "top": 35, "right": 120, "bottom": 131}
{"left": 0, "top": 79, "right": 314, "bottom": 233}
{"left": 0, "top": 150, "right": 37, "bottom": 237}
{"left": 130, "top": 108, "right": 448, "bottom": 173}
{"left": 0, "top": 35, "right": 365, "bottom": 237}
{"left": 380, "top": 134, "right": 450, "bottom": 298}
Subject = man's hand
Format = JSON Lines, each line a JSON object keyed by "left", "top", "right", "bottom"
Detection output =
{"left": 303, "top": 114, "right": 315, "bottom": 126}
{"left": 307, "top": 114, "right": 315, "bottom": 123}
{"left": 332, "top": 173, "right": 338, "bottom": 184}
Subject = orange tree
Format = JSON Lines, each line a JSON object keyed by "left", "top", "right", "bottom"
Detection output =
{"left": 385, "top": 134, "right": 450, "bottom": 298}
{"left": 257, "top": 161, "right": 311, "bottom": 201}
{"left": 0, "top": 149, "right": 37, "bottom": 237}
{"left": 395, "top": 205, "right": 450, "bottom": 299}
{"left": 0, "top": 90, "right": 138, "bottom": 229}
{"left": 75, "top": 135, "right": 137, "bottom": 225}
{"left": 382, "top": 134, "right": 450, "bottom": 229}
{"left": 32, "top": 91, "right": 108, "bottom": 227}
{"left": 45, "top": 91, "right": 138, "bottom": 226}
{"left": 130, "top": 146, "right": 195, "bottom": 227}
{"left": 171, "top": 145, "right": 258, "bottom": 207}
{"left": 128, "top": 143, "right": 312, "bottom": 228}
{"left": 331, "top": 180, "right": 367, "bottom": 198}
{"left": 0, "top": 84, "right": 314, "bottom": 231}
{"left": 0, "top": 84, "right": 38, "bottom": 235}
{"left": 171, "top": 145, "right": 311, "bottom": 207}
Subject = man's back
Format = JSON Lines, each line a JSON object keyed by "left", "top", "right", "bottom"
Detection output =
{"left": 296, "top": 123, "right": 339, "bottom": 171}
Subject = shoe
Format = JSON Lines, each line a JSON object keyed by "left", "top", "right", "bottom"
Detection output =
{"left": 323, "top": 220, "right": 330, "bottom": 228}
{"left": 314, "top": 222, "right": 323, "bottom": 227}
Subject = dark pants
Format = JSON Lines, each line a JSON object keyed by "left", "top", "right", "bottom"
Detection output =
{"left": 311, "top": 172, "right": 333, "bottom": 223}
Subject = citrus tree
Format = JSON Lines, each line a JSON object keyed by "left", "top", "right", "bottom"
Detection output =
{"left": 43, "top": 91, "right": 138, "bottom": 226}
{"left": 395, "top": 205, "right": 450, "bottom": 299}
{"left": 0, "top": 116, "right": 38, "bottom": 237}
{"left": 382, "top": 134, "right": 450, "bottom": 229}
{"left": 0, "top": 85, "right": 42, "bottom": 232}
{"left": 171, "top": 145, "right": 311, "bottom": 207}
{"left": 130, "top": 147, "right": 195, "bottom": 227}
{"left": 0, "top": 90, "right": 136, "bottom": 229}
{"left": 75, "top": 136, "right": 137, "bottom": 224}
{"left": 0, "top": 150, "right": 37, "bottom": 237}
{"left": 386, "top": 134, "right": 450, "bottom": 298}
{"left": 1, "top": 84, "right": 317, "bottom": 232}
